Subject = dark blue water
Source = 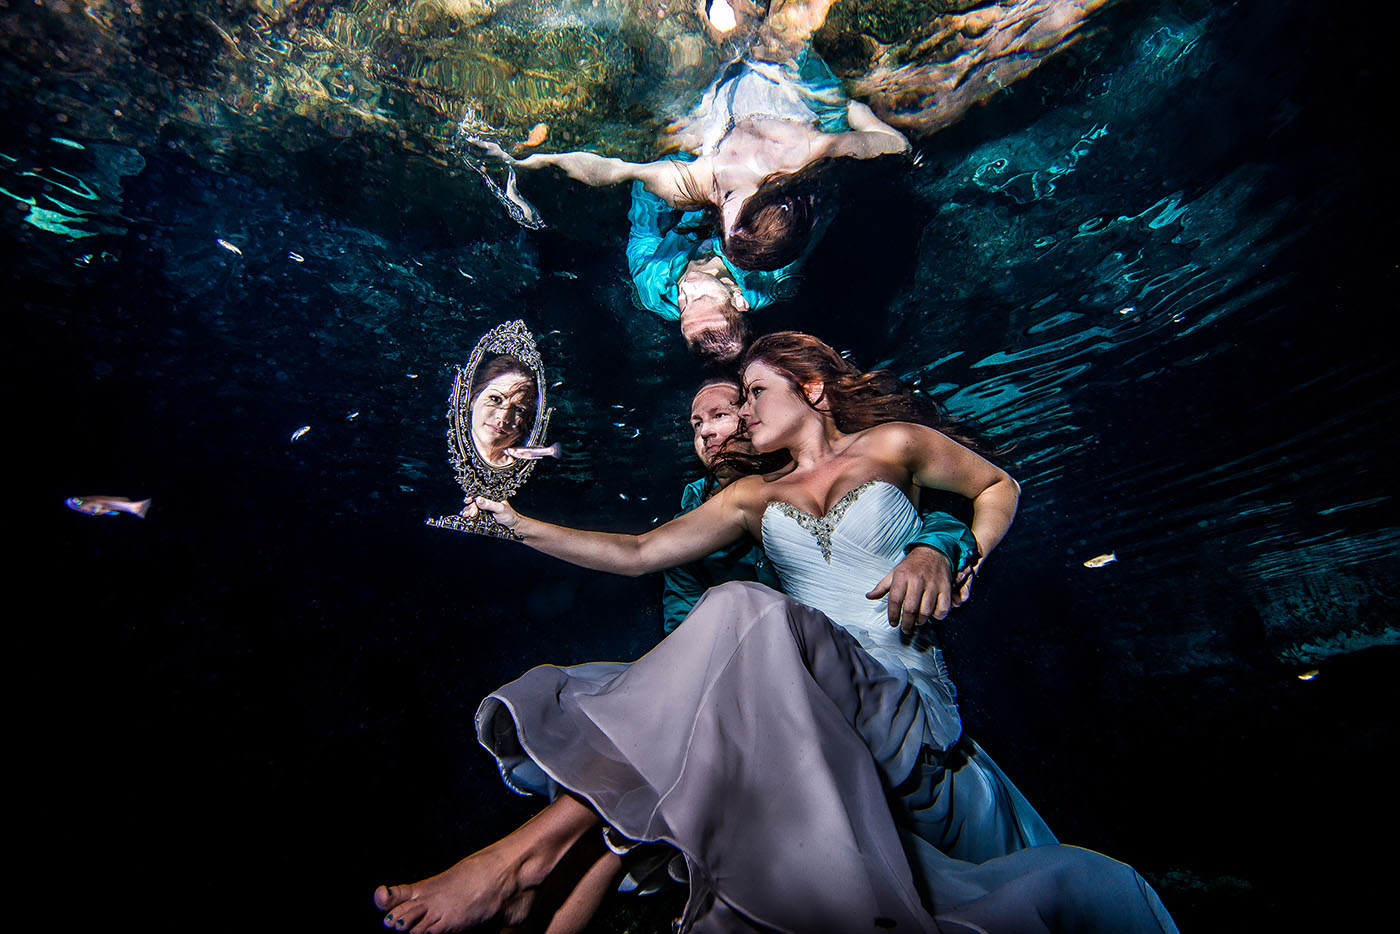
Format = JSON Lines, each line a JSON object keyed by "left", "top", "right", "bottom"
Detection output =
{"left": 4, "top": 1, "right": 1394, "bottom": 930}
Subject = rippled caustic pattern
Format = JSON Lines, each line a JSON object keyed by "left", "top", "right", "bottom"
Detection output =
{"left": 2, "top": 0, "right": 1395, "bottom": 931}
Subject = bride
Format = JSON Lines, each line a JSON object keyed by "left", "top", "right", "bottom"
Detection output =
{"left": 376, "top": 333, "right": 1177, "bottom": 933}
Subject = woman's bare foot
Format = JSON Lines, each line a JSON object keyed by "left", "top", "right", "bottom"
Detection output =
{"left": 375, "top": 842, "right": 536, "bottom": 933}
{"left": 375, "top": 795, "right": 603, "bottom": 933}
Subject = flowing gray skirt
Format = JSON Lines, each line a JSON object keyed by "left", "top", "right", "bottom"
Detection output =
{"left": 477, "top": 582, "right": 1176, "bottom": 933}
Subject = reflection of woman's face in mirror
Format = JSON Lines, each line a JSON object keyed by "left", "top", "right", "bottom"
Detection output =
{"left": 470, "top": 363, "right": 537, "bottom": 468}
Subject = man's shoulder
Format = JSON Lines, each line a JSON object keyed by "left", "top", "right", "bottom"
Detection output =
{"left": 679, "top": 478, "right": 707, "bottom": 512}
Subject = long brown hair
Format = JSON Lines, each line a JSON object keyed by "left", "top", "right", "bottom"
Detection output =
{"left": 730, "top": 331, "right": 996, "bottom": 459}
{"left": 725, "top": 162, "right": 834, "bottom": 271}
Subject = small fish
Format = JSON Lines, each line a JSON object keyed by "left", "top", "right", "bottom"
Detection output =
{"left": 216, "top": 238, "right": 243, "bottom": 255}
{"left": 523, "top": 123, "right": 549, "bottom": 148}
{"left": 457, "top": 266, "right": 475, "bottom": 280}
{"left": 505, "top": 442, "right": 562, "bottom": 460}
{"left": 65, "top": 495, "right": 151, "bottom": 518}
{"left": 407, "top": 373, "right": 419, "bottom": 379}
{"left": 290, "top": 425, "right": 311, "bottom": 442}
{"left": 288, "top": 251, "right": 304, "bottom": 263}
{"left": 346, "top": 411, "right": 360, "bottom": 421}
{"left": 1083, "top": 552, "right": 1117, "bottom": 568}
{"left": 1297, "top": 669, "right": 1319, "bottom": 681}
{"left": 554, "top": 270, "right": 578, "bottom": 280}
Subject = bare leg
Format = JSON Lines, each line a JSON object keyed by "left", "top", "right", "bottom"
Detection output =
{"left": 374, "top": 793, "right": 602, "bottom": 934}
{"left": 541, "top": 848, "right": 623, "bottom": 934}
{"left": 499, "top": 829, "right": 625, "bottom": 934}
{"left": 504, "top": 840, "right": 624, "bottom": 934}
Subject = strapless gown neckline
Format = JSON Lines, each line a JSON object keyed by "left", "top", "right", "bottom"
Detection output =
{"left": 764, "top": 479, "right": 900, "bottom": 561}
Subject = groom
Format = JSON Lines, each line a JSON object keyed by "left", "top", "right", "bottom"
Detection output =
{"left": 663, "top": 377, "right": 978, "bottom": 633}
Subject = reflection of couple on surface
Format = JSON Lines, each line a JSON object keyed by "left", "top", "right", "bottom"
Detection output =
{"left": 481, "top": 0, "right": 1114, "bottom": 363}
{"left": 470, "top": 354, "right": 538, "bottom": 468}
{"left": 480, "top": 0, "right": 909, "bottom": 362}
{"left": 376, "top": 333, "right": 1178, "bottom": 933}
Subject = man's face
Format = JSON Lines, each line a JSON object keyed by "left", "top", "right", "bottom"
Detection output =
{"left": 690, "top": 383, "right": 748, "bottom": 468}
{"left": 678, "top": 267, "right": 737, "bottom": 314}
{"left": 678, "top": 268, "right": 747, "bottom": 347}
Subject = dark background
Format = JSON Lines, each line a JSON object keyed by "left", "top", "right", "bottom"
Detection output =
{"left": 4, "top": 0, "right": 1395, "bottom": 930}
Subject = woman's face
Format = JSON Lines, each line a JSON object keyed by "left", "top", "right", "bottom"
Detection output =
{"left": 739, "top": 361, "right": 812, "bottom": 453}
{"left": 471, "top": 373, "right": 535, "bottom": 459}
{"left": 691, "top": 383, "right": 748, "bottom": 467}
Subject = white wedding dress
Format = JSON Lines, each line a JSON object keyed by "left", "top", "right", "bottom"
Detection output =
{"left": 477, "top": 481, "right": 1177, "bottom": 932}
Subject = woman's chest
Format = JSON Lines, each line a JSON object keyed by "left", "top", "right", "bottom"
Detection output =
{"left": 714, "top": 121, "right": 815, "bottom": 175}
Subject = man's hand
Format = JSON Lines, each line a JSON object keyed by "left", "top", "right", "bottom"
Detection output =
{"left": 866, "top": 545, "right": 954, "bottom": 634}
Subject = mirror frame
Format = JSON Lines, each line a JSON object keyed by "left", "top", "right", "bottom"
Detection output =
{"left": 426, "top": 319, "right": 554, "bottom": 540}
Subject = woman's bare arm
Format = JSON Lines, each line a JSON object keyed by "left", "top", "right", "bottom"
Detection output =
{"left": 515, "top": 151, "right": 694, "bottom": 202}
{"left": 818, "top": 102, "right": 912, "bottom": 160}
{"left": 871, "top": 422, "right": 1018, "bottom": 562}
{"left": 472, "top": 479, "right": 755, "bottom": 576}
{"left": 467, "top": 139, "right": 695, "bottom": 202}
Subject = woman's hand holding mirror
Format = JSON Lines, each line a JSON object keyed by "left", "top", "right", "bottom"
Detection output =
{"left": 462, "top": 496, "right": 519, "bottom": 531}
{"left": 427, "top": 320, "right": 555, "bottom": 541}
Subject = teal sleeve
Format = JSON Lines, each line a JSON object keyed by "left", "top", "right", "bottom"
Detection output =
{"left": 906, "top": 511, "right": 978, "bottom": 573}
{"left": 661, "top": 481, "right": 708, "bottom": 632}
{"left": 662, "top": 559, "right": 709, "bottom": 633}
{"left": 625, "top": 181, "right": 689, "bottom": 321}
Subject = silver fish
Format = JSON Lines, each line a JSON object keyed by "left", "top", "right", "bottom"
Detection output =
{"left": 1083, "top": 552, "right": 1117, "bottom": 568}
{"left": 65, "top": 495, "right": 151, "bottom": 518}
{"left": 216, "top": 238, "right": 243, "bottom": 255}
{"left": 504, "top": 442, "right": 562, "bottom": 460}
{"left": 290, "top": 425, "right": 311, "bottom": 442}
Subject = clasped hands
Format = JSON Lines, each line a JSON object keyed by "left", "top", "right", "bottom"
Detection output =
{"left": 866, "top": 546, "right": 976, "bottom": 635}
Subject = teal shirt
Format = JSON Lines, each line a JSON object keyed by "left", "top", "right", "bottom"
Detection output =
{"left": 625, "top": 177, "right": 800, "bottom": 321}
{"left": 661, "top": 479, "right": 980, "bottom": 633}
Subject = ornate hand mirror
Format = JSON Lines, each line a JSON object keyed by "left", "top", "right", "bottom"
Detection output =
{"left": 427, "top": 320, "right": 555, "bottom": 540}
